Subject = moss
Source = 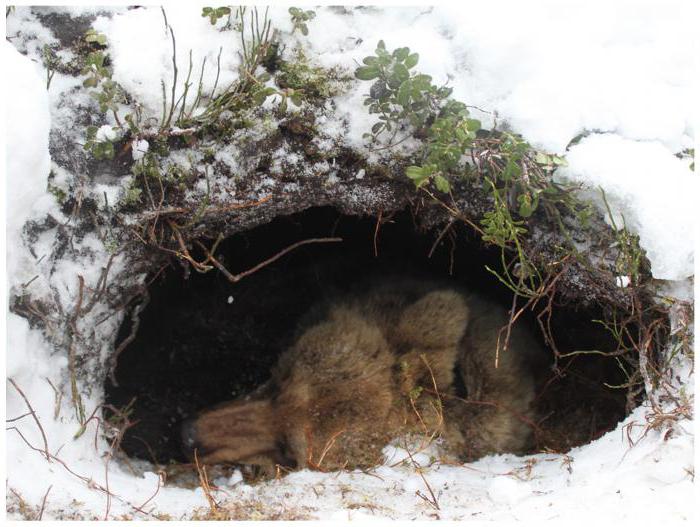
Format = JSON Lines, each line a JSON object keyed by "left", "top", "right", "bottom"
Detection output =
{"left": 47, "top": 182, "right": 68, "bottom": 205}
{"left": 276, "top": 49, "right": 352, "bottom": 101}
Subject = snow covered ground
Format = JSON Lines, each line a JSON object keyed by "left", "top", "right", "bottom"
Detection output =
{"left": 3, "top": 1, "right": 696, "bottom": 521}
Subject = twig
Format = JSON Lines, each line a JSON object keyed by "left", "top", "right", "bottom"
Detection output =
{"left": 427, "top": 218, "right": 455, "bottom": 259}
{"left": 199, "top": 237, "right": 343, "bottom": 284}
{"left": 139, "top": 194, "right": 274, "bottom": 221}
{"left": 135, "top": 473, "right": 163, "bottom": 514}
{"left": 46, "top": 377, "right": 63, "bottom": 420}
{"left": 21, "top": 275, "right": 39, "bottom": 289}
{"left": 109, "top": 290, "right": 150, "bottom": 386}
{"left": 420, "top": 187, "right": 484, "bottom": 236}
{"left": 79, "top": 254, "right": 116, "bottom": 316}
{"left": 194, "top": 450, "right": 218, "bottom": 512}
{"left": 37, "top": 485, "right": 52, "bottom": 520}
{"left": 373, "top": 210, "right": 383, "bottom": 258}
{"left": 8, "top": 378, "right": 50, "bottom": 461}
{"left": 404, "top": 440, "right": 440, "bottom": 511}
{"left": 315, "top": 429, "right": 346, "bottom": 469}
{"left": 6, "top": 427, "right": 161, "bottom": 519}
{"left": 6, "top": 412, "right": 32, "bottom": 423}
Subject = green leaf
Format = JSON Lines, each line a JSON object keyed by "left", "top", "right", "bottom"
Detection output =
{"left": 279, "top": 97, "right": 288, "bottom": 113}
{"left": 434, "top": 174, "right": 451, "bottom": 193}
{"left": 502, "top": 159, "right": 521, "bottom": 181}
{"left": 101, "top": 141, "right": 115, "bottom": 160}
{"left": 355, "top": 66, "right": 380, "bottom": 80}
{"left": 371, "top": 122, "right": 384, "bottom": 134}
{"left": 535, "top": 152, "right": 549, "bottom": 165}
{"left": 466, "top": 118, "right": 481, "bottom": 132}
{"left": 392, "top": 47, "right": 409, "bottom": 61}
{"left": 392, "top": 63, "right": 409, "bottom": 82}
{"left": 83, "top": 77, "right": 98, "bottom": 88}
{"left": 404, "top": 53, "right": 419, "bottom": 69}
{"left": 406, "top": 165, "right": 435, "bottom": 188}
{"left": 518, "top": 193, "right": 534, "bottom": 217}
{"left": 301, "top": 23, "right": 308, "bottom": 36}
{"left": 412, "top": 74, "right": 432, "bottom": 91}
{"left": 437, "top": 86, "right": 453, "bottom": 98}
{"left": 387, "top": 72, "right": 402, "bottom": 89}
{"left": 362, "top": 56, "right": 378, "bottom": 66}
{"left": 397, "top": 80, "right": 411, "bottom": 106}
{"left": 290, "top": 93, "right": 303, "bottom": 106}
{"left": 376, "top": 40, "right": 386, "bottom": 51}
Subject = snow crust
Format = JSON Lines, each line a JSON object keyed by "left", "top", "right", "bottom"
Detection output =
{"left": 560, "top": 134, "right": 696, "bottom": 281}
{"left": 4, "top": 41, "right": 53, "bottom": 287}
{"left": 4, "top": 2, "right": 695, "bottom": 521}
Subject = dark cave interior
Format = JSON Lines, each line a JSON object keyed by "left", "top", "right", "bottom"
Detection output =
{"left": 105, "top": 206, "right": 632, "bottom": 465}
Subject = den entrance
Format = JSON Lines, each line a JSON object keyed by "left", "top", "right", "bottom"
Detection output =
{"left": 105, "top": 206, "right": 631, "bottom": 466}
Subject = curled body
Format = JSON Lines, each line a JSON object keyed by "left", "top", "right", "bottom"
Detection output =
{"left": 182, "top": 280, "right": 544, "bottom": 477}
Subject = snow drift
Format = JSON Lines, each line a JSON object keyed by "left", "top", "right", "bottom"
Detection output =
{"left": 4, "top": 3, "right": 695, "bottom": 521}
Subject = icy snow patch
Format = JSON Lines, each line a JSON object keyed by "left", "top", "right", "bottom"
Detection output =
{"left": 559, "top": 134, "right": 696, "bottom": 281}
{"left": 95, "top": 124, "right": 118, "bottom": 142}
{"left": 4, "top": 41, "right": 54, "bottom": 287}
{"left": 131, "top": 138, "right": 149, "bottom": 161}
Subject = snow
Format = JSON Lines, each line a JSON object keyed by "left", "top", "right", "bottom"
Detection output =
{"left": 560, "top": 133, "right": 696, "bottom": 281}
{"left": 4, "top": 41, "right": 54, "bottom": 288}
{"left": 4, "top": 1, "right": 695, "bottom": 521}
{"left": 131, "top": 138, "right": 149, "bottom": 161}
{"left": 95, "top": 124, "right": 117, "bottom": 142}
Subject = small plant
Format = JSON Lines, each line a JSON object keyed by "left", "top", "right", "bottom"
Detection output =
{"left": 121, "top": 184, "right": 143, "bottom": 207}
{"left": 356, "top": 41, "right": 448, "bottom": 143}
{"left": 600, "top": 188, "right": 644, "bottom": 286}
{"left": 84, "top": 28, "right": 107, "bottom": 46}
{"left": 81, "top": 50, "right": 110, "bottom": 88}
{"left": 187, "top": 7, "right": 277, "bottom": 127}
{"left": 289, "top": 7, "right": 316, "bottom": 36}
{"left": 356, "top": 41, "right": 487, "bottom": 193}
{"left": 47, "top": 182, "right": 67, "bottom": 205}
{"left": 83, "top": 125, "right": 116, "bottom": 160}
{"left": 406, "top": 101, "right": 482, "bottom": 193}
{"left": 201, "top": 6, "right": 231, "bottom": 26}
{"left": 91, "top": 79, "right": 120, "bottom": 113}
{"left": 677, "top": 148, "right": 694, "bottom": 171}
{"left": 42, "top": 44, "right": 58, "bottom": 89}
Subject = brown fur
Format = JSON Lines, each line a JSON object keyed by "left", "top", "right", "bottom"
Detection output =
{"left": 184, "top": 280, "right": 543, "bottom": 477}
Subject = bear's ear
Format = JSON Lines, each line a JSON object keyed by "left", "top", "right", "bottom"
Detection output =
{"left": 397, "top": 290, "right": 469, "bottom": 348}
